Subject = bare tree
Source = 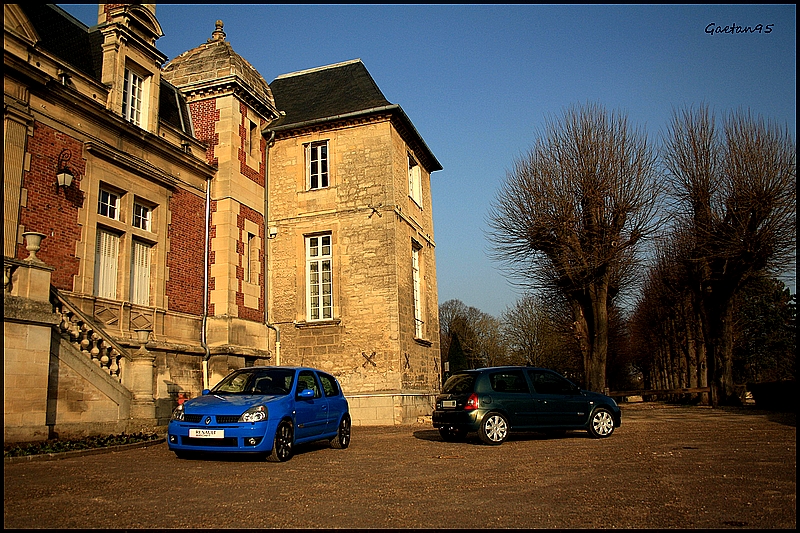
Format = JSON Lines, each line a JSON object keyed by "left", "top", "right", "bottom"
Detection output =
{"left": 663, "top": 106, "right": 796, "bottom": 405}
{"left": 501, "top": 292, "right": 584, "bottom": 380}
{"left": 488, "top": 103, "right": 660, "bottom": 392}
{"left": 438, "top": 299, "right": 507, "bottom": 371}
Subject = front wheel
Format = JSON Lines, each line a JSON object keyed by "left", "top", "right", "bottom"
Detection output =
{"left": 330, "top": 414, "right": 351, "bottom": 449}
{"left": 267, "top": 420, "right": 294, "bottom": 461}
{"left": 478, "top": 412, "right": 509, "bottom": 445}
{"left": 588, "top": 407, "right": 615, "bottom": 438}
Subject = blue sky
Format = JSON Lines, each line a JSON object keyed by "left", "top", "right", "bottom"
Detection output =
{"left": 61, "top": 4, "right": 796, "bottom": 317}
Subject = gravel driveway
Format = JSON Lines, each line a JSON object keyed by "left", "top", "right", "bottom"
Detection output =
{"left": 3, "top": 403, "right": 796, "bottom": 529}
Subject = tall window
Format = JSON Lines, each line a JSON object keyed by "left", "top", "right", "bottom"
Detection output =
{"left": 412, "top": 244, "right": 424, "bottom": 338}
{"left": 95, "top": 229, "right": 119, "bottom": 299}
{"left": 123, "top": 67, "right": 144, "bottom": 126}
{"left": 245, "top": 232, "right": 256, "bottom": 283}
{"left": 307, "top": 140, "right": 329, "bottom": 190}
{"left": 306, "top": 234, "right": 332, "bottom": 321}
{"left": 130, "top": 239, "right": 152, "bottom": 305}
{"left": 248, "top": 119, "right": 259, "bottom": 157}
{"left": 408, "top": 154, "right": 422, "bottom": 206}
{"left": 98, "top": 189, "right": 120, "bottom": 220}
{"left": 133, "top": 202, "right": 151, "bottom": 231}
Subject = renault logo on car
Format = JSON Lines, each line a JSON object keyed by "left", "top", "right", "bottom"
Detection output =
{"left": 204, "top": 417, "right": 211, "bottom": 425}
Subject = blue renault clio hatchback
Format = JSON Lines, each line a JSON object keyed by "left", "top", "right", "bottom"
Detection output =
{"left": 168, "top": 366, "right": 350, "bottom": 461}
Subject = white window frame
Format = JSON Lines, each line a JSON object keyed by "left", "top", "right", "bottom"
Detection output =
{"left": 245, "top": 232, "right": 256, "bottom": 284}
{"left": 98, "top": 189, "right": 120, "bottom": 220}
{"left": 306, "top": 140, "right": 329, "bottom": 190}
{"left": 132, "top": 202, "right": 151, "bottom": 231}
{"left": 94, "top": 229, "right": 120, "bottom": 299}
{"left": 122, "top": 67, "right": 145, "bottom": 127}
{"left": 130, "top": 239, "right": 152, "bottom": 306}
{"left": 408, "top": 153, "right": 422, "bottom": 206}
{"left": 306, "top": 234, "right": 333, "bottom": 321}
{"left": 412, "top": 244, "right": 424, "bottom": 338}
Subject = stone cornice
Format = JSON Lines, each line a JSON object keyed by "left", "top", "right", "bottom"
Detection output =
{"left": 177, "top": 76, "right": 279, "bottom": 121}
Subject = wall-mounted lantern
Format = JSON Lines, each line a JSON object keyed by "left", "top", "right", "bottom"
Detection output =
{"left": 56, "top": 148, "right": 74, "bottom": 189}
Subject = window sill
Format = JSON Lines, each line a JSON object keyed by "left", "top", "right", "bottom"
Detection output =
{"left": 413, "top": 337, "right": 432, "bottom": 347}
{"left": 294, "top": 318, "right": 341, "bottom": 328}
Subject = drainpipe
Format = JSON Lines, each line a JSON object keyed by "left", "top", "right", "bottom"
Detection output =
{"left": 201, "top": 174, "right": 212, "bottom": 389}
{"left": 263, "top": 130, "right": 280, "bottom": 366}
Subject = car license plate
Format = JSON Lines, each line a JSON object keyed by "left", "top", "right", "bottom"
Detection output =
{"left": 442, "top": 400, "right": 456, "bottom": 408}
{"left": 189, "top": 429, "right": 224, "bottom": 438}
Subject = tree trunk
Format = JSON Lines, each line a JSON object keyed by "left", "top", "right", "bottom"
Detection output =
{"left": 569, "top": 281, "right": 609, "bottom": 392}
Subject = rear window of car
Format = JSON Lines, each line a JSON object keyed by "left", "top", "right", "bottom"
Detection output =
{"left": 442, "top": 373, "right": 476, "bottom": 394}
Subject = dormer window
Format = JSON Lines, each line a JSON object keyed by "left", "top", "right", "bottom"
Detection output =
{"left": 123, "top": 67, "right": 146, "bottom": 127}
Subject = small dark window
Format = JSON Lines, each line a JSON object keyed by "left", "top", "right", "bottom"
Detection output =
{"left": 489, "top": 371, "right": 530, "bottom": 393}
{"left": 528, "top": 370, "right": 575, "bottom": 395}
{"left": 318, "top": 372, "right": 340, "bottom": 397}
{"left": 297, "top": 370, "right": 322, "bottom": 398}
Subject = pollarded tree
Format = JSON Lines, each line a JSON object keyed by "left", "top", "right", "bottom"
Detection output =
{"left": 663, "top": 106, "right": 796, "bottom": 405}
{"left": 488, "top": 103, "right": 660, "bottom": 392}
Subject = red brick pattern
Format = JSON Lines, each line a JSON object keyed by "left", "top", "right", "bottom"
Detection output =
{"left": 18, "top": 123, "right": 84, "bottom": 290}
{"left": 190, "top": 100, "right": 220, "bottom": 166}
{"left": 236, "top": 203, "right": 264, "bottom": 321}
{"left": 166, "top": 188, "right": 206, "bottom": 315}
{"left": 237, "top": 102, "right": 265, "bottom": 186}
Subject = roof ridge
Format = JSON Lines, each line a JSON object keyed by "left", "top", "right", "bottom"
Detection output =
{"left": 274, "top": 58, "right": 363, "bottom": 80}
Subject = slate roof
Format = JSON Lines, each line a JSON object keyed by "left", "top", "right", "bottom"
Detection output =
{"left": 17, "top": 4, "right": 193, "bottom": 136}
{"left": 268, "top": 59, "right": 441, "bottom": 172}
{"left": 268, "top": 59, "right": 391, "bottom": 128}
{"left": 18, "top": 4, "right": 102, "bottom": 80}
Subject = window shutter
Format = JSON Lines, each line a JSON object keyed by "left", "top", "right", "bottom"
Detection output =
{"left": 131, "top": 240, "right": 151, "bottom": 305}
{"left": 95, "top": 229, "right": 119, "bottom": 299}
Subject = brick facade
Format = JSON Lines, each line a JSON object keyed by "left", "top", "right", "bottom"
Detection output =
{"left": 17, "top": 123, "right": 84, "bottom": 291}
{"left": 5, "top": 4, "right": 442, "bottom": 438}
{"left": 165, "top": 188, "right": 206, "bottom": 316}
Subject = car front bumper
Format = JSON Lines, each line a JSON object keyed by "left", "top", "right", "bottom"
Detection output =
{"left": 167, "top": 418, "right": 279, "bottom": 454}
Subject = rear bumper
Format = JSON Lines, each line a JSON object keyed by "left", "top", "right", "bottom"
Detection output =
{"left": 432, "top": 409, "right": 482, "bottom": 430}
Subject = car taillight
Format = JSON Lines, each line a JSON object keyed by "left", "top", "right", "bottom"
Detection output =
{"left": 464, "top": 393, "right": 479, "bottom": 411}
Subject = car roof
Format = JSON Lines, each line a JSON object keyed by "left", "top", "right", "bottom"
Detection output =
{"left": 234, "top": 366, "right": 332, "bottom": 373}
{"left": 454, "top": 366, "right": 554, "bottom": 373}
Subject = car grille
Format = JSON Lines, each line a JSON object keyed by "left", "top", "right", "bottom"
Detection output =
{"left": 182, "top": 437, "right": 239, "bottom": 447}
{"left": 182, "top": 414, "right": 241, "bottom": 424}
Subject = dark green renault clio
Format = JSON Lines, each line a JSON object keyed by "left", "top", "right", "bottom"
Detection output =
{"left": 432, "top": 366, "right": 621, "bottom": 444}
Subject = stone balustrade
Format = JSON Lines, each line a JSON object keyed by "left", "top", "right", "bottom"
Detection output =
{"left": 50, "top": 288, "right": 130, "bottom": 382}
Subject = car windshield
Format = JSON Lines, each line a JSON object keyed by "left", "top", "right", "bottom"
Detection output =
{"left": 211, "top": 368, "right": 295, "bottom": 395}
{"left": 442, "top": 373, "right": 476, "bottom": 394}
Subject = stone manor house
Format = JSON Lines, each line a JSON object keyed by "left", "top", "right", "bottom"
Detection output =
{"left": 4, "top": 4, "right": 442, "bottom": 442}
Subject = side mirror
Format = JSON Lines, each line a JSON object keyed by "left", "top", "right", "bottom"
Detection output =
{"left": 297, "top": 389, "right": 315, "bottom": 399}
{"left": 202, "top": 389, "right": 210, "bottom": 396}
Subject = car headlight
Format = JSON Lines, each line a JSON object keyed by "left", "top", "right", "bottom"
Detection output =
{"left": 171, "top": 403, "right": 185, "bottom": 421}
{"left": 240, "top": 405, "right": 268, "bottom": 423}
